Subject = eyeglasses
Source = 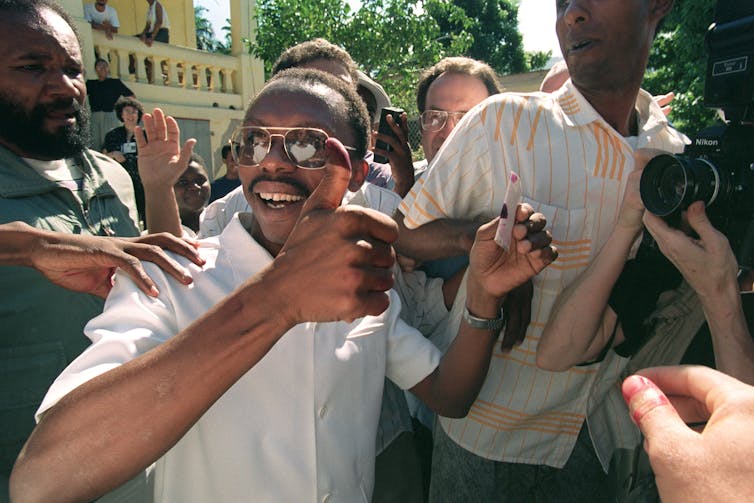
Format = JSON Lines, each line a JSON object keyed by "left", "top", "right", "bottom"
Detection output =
{"left": 230, "top": 126, "right": 356, "bottom": 170}
{"left": 420, "top": 110, "right": 467, "bottom": 132}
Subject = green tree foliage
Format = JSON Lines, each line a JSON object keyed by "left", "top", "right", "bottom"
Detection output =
{"left": 248, "top": 0, "right": 353, "bottom": 73}
{"left": 644, "top": 0, "right": 718, "bottom": 135}
{"left": 248, "top": 0, "right": 540, "bottom": 115}
{"left": 346, "top": 0, "right": 473, "bottom": 112}
{"left": 527, "top": 50, "right": 550, "bottom": 71}
{"left": 427, "top": 0, "right": 536, "bottom": 74}
{"left": 195, "top": 6, "right": 230, "bottom": 54}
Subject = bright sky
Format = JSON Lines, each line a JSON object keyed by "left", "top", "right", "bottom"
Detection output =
{"left": 195, "top": 0, "right": 563, "bottom": 62}
{"left": 195, "top": 0, "right": 230, "bottom": 34}
{"left": 518, "top": 1, "right": 562, "bottom": 58}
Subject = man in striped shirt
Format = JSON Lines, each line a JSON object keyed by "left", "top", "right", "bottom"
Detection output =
{"left": 395, "top": 0, "right": 687, "bottom": 500}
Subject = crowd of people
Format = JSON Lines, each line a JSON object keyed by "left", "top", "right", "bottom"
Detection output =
{"left": 2, "top": 0, "right": 754, "bottom": 502}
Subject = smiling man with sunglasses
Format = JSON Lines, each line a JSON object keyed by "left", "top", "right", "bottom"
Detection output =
{"left": 11, "top": 68, "right": 557, "bottom": 502}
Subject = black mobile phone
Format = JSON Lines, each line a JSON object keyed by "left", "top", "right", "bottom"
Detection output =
{"left": 373, "top": 107, "right": 404, "bottom": 164}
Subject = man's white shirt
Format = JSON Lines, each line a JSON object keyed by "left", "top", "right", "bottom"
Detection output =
{"left": 37, "top": 213, "right": 441, "bottom": 502}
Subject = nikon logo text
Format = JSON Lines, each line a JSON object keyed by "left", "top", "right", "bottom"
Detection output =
{"left": 696, "top": 138, "right": 719, "bottom": 147}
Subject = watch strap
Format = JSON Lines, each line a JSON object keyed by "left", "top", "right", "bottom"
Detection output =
{"left": 463, "top": 306, "right": 505, "bottom": 331}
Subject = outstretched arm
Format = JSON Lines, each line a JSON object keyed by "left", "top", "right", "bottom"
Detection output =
{"left": 9, "top": 140, "right": 397, "bottom": 503}
{"left": 394, "top": 211, "right": 479, "bottom": 261}
{"left": 0, "top": 221, "right": 202, "bottom": 298}
{"left": 537, "top": 165, "right": 645, "bottom": 371}
{"left": 411, "top": 204, "right": 558, "bottom": 416}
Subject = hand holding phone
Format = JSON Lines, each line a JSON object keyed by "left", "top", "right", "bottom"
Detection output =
{"left": 373, "top": 107, "right": 404, "bottom": 164}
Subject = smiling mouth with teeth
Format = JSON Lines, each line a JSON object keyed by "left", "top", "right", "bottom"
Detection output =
{"left": 257, "top": 192, "right": 306, "bottom": 208}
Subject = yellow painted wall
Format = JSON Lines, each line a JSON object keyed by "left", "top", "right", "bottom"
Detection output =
{"left": 104, "top": 0, "right": 196, "bottom": 49}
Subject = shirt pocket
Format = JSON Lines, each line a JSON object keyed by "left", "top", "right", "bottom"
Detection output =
{"left": 522, "top": 197, "right": 591, "bottom": 295}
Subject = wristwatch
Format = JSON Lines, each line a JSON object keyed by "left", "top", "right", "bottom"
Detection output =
{"left": 463, "top": 306, "right": 505, "bottom": 331}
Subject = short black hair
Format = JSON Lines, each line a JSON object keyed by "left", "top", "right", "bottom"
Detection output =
{"left": 271, "top": 38, "right": 359, "bottom": 85}
{"left": 189, "top": 152, "right": 208, "bottom": 173}
{"left": 95, "top": 58, "right": 109, "bottom": 67}
{"left": 114, "top": 96, "right": 144, "bottom": 123}
{"left": 257, "top": 68, "right": 370, "bottom": 160}
{"left": 416, "top": 57, "right": 502, "bottom": 113}
{"left": 221, "top": 144, "right": 233, "bottom": 158}
{"left": 0, "top": 0, "right": 81, "bottom": 44}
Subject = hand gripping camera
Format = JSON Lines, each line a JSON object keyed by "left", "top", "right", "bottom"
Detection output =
{"left": 640, "top": 0, "right": 754, "bottom": 268}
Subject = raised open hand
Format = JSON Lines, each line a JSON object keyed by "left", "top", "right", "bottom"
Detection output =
{"left": 135, "top": 108, "right": 196, "bottom": 191}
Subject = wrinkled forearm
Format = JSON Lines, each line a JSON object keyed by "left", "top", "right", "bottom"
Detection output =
{"left": 702, "top": 283, "right": 754, "bottom": 385}
{"left": 394, "top": 212, "right": 477, "bottom": 261}
{"left": 411, "top": 288, "right": 501, "bottom": 417}
{"left": 410, "top": 278, "right": 501, "bottom": 417}
{"left": 0, "top": 222, "right": 42, "bottom": 266}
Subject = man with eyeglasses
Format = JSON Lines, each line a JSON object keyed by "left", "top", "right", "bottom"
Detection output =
{"left": 373, "top": 57, "right": 502, "bottom": 201}
{"left": 412, "top": 58, "right": 503, "bottom": 280}
{"left": 415, "top": 57, "right": 503, "bottom": 173}
{"left": 11, "top": 68, "right": 557, "bottom": 502}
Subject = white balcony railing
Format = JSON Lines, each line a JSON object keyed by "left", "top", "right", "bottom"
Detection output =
{"left": 92, "top": 31, "right": 245, "bottom": 110}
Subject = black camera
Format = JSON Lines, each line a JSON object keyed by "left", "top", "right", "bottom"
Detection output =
{"left": 640, "top": 0, "right": 754, "bottom": 267}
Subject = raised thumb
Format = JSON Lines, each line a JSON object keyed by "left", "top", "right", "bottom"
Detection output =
{"left": 299, "top": 137, "right": 352, "bottom": 213}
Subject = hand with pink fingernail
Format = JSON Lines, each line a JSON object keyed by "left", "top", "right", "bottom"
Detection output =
{"left": 622, "top": 365, "right": 754, "bottom": 503}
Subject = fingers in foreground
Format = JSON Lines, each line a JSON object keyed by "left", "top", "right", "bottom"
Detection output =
{"left": 137, "top": 233, "right": 205, "bottom": 266}
{"left": 637, "top": 365, "right": 742, "bottom": 414}
{"left": 117, "top": 255, "right": 160, "bottom": 296}
{"left": 129, "top": 244, "right": 194, "bottom": 285}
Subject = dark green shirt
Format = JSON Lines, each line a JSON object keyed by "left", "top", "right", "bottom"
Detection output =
{"left": 0, "top": 145, "right": 138, "bottom": 478}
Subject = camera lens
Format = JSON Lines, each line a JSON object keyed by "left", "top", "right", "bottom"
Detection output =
{"left": 640, "top": 154, "right": 720, "bottom": 217}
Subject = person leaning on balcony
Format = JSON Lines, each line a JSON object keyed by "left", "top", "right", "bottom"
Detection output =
{"left": 84, "top": 0, "right": 119, "bottom": 40}
{"left": 131, "top": 0, "right": 170, "bottom": 83}
{"left": 137, "top": 0, "right": 170, "bottom": 46}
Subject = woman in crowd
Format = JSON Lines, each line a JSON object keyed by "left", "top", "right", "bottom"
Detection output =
{"left": 103, "top": 96, "right": 146, "bottom": 228}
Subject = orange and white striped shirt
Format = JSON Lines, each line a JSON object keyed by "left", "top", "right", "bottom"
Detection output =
{"left": 399, "top": 81, "right": 688, "bottom": 467}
